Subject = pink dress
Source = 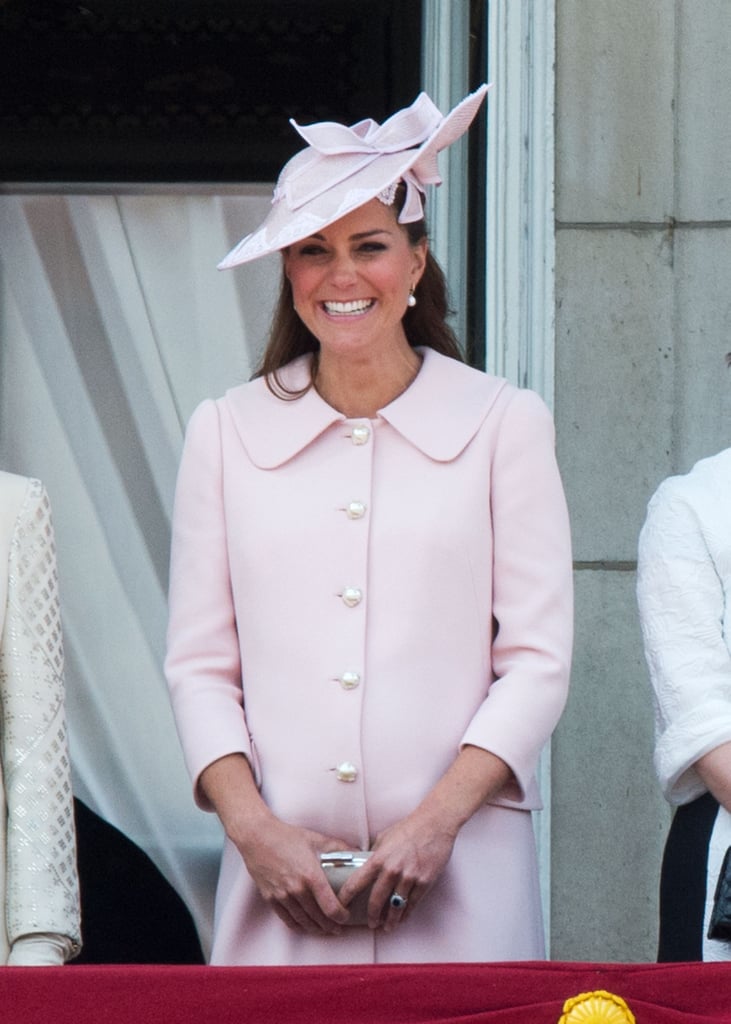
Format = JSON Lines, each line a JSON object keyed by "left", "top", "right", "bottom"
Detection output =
{"left": 165, "top": 348, "right": 573, "bottom": 964}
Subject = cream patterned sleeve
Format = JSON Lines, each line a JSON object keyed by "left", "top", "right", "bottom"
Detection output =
{"left": 0, "top": 479, "right": 81, "bottom": 963}
{"left": 638, "top": 476, "right": 731, "bottom": 805}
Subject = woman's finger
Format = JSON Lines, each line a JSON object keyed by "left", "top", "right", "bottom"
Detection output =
{"left": 380, "top": 882, "right": 415, "bottom": 931}
{"left": 279, "top": 888, "right": 345, "bottom": 935}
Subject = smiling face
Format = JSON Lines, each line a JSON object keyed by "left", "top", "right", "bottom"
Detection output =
{"left": 282, "top": 198, "right": 427, "bottom": 362}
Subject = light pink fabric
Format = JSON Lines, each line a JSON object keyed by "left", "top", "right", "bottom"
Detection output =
{"left": 165, "top": 348, "right": 573, "bottom": 964}
{"left": 217, "top": 86, "right": 489, "bottom": 268}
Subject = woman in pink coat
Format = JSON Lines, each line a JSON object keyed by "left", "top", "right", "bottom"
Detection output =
{"left": 165, "top": 86, "right": 573, "bottom": 965}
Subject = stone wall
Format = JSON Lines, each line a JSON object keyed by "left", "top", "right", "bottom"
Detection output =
{"left": 551, "top": 0, "right": 731, "bottom": 961}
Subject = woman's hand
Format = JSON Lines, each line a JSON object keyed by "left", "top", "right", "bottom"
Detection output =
{"left": 338, "top": 745, "right": 514, "bottom": 932}
{"left": 338, "top": 807, "right": 457, "bottom": 932}
{"left": 234, "top": 814, "right": 352, "bottom": 934}
{"left": 198, "top": 753, "right": 350, "bottom": 935}
{"left": 696, "top": 741, "right": 731, "bottom": 813}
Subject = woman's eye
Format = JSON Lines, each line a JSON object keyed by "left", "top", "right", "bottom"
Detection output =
{"left": 358, "top": 242, "right": 387, "bottom": 254}
{"left": 299, "top": 245, "right": 326, "bottom": 256}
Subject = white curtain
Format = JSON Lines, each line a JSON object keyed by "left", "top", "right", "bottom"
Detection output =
{"left": 0, "top": 190, "right": 281, "bottom": 957}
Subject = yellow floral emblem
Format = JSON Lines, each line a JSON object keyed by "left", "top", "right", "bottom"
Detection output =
{"left": 558, "top": 990, "right": 636, "bottom": 1024}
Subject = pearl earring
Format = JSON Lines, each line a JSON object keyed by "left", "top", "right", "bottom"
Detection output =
{"left": 407, "top": 287, "right": 417, "bottom": 308}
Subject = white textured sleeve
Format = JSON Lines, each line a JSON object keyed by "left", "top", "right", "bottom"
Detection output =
{"left": 637, "top": 479, "right": 731, "bottom": 804}
{"left": 7, "top": 932, "right": 72, "bottom": 966}
{"left": 0, "top": 479, "right": 81, "bottom": 958}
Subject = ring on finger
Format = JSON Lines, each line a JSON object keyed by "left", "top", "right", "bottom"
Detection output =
{"left": 389, "top": 891, "right": 408, "bottom": 910}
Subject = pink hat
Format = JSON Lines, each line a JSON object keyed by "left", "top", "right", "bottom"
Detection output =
{"left": 217, "top": 83, "right": 490, "bottom": 270}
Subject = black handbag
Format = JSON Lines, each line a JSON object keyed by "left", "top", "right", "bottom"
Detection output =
{"left": 708, "top": 845, "right": 731, "bottom": 940}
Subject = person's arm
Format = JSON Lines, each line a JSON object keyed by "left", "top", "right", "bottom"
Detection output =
{"left": 638, "top": 476, "right": 731, "bottom": 805}
{"left": 199, "top": 753, "right": 351, "bottom": 934}
{"left": 460, "top": 387, "right": 574, "bottom": 802}
{"left": 1, "top": 479, "right": 81, "bottom": 963}
{"left": 8, "top": 934, "right": 74, "bottom": 966}
{"left": 165, "top": 401, "right": 257, "bottom": 806}
{"left": 338, "top": 745, "right": 512, "bottom": 930}
{"left": 167, "top": 406, "right": 354, "bottom": 934}
{"left": 695, "top": 742, "right": 731, "bottom": 812}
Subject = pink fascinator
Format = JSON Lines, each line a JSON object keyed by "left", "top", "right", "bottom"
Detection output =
{"left": 217, "top": 83, "right": 490, "bottom": 270}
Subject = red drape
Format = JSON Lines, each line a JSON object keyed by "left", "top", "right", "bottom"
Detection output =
{"left": 2, "top": 961, "right": 731, "bottom": 1023}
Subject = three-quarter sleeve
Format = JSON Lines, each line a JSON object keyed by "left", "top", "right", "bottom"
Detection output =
{"left": 165, "top": 401, "right": 257, "bottom": 809}
{"left": 638, "top": 478, "right": 731, "bottom": 804}
{"left": 460, "top": 389, "right": 574, "bottom": 802}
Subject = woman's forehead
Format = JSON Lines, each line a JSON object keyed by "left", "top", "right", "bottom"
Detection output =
{"left": 300, "top": 199, "right": 402, "bottom": 242}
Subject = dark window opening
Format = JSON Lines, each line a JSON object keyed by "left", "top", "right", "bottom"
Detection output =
{"left": 0, "top": 0, "right": 422, "bottom": 182}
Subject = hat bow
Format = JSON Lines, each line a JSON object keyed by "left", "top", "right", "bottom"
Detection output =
{"left": 275, "top": 92, "right": 446, "bottom": 220}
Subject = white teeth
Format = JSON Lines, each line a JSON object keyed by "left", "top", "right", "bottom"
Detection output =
{"left": 323, "top": 299, "right": 373, "bottom": 315}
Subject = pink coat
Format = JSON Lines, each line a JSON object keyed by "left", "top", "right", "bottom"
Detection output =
{"left": 165, "top": 347, "right": 573, "bottom": 964}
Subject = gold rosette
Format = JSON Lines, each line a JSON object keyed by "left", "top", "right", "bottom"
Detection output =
{"left": 558, "top": 990, "right": 636, "bottom": 1024}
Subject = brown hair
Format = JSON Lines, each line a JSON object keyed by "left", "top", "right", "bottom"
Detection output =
{"left": 252, "top": 185, "right": 463, "bottom": 399}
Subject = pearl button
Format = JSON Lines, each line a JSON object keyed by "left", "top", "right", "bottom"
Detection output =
{"left": 346, "top": 501, "right": 366, "bottom": 520}
{"left": 335, "top": 762, "right": 358, "bottom": 782}
{"left": 339, "top": 671, "right": 361, "bottom": 690}
{"left": 341, "top": 587, "right": 362, "bottom": 607}
{"left": 351, "top": 425, "right": 370, "bottom": 445}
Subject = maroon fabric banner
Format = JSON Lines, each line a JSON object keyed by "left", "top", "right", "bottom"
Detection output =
{"left": 2, "top": 961, "right": 731, "bottom": 1023}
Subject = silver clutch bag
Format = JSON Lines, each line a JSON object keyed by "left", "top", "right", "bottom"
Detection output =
{"left": 320, "top": 850, "right": 373, "bottom": 926}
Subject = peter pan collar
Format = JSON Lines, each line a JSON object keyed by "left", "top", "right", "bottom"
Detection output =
{"left": 223, "top": 347, "right": 509, "bottom": 468}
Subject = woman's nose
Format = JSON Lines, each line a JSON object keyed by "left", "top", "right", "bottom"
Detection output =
{"left": 327, "top": 253, "right": 358, "bottom": 287}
